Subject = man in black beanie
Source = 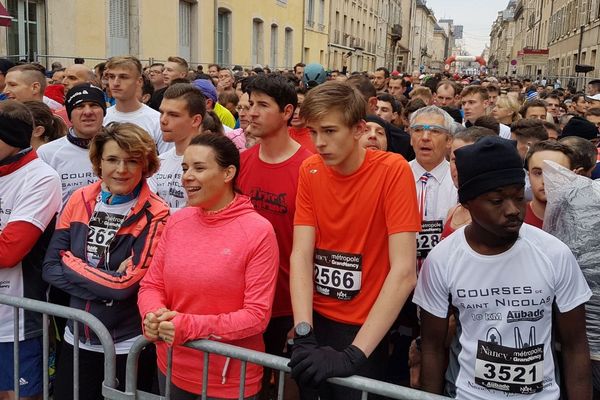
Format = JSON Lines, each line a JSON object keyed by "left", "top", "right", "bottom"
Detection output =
{"left": 560, "top": 116, "right": 600, "bottom": 178}
{"left": 37, "top": 83, "right": 106, "bottom": 207}
{"left": 414, "top": 136, "right": 593, "bottom": 399}
{"left": 359, "top": 115, "right": 389, "bottom": 151}
{"left": 561, "top": 115, "right": 599, "bottom": 144}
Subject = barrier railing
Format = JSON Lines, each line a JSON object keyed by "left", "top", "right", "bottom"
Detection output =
{"left": 0, "top": 294, "right": 447, "bottom": 400}
{"left": 122, "top": 337, "right": 449, "bottom": 400}
{"left": 0, "top": 293, "right": 117, "bottom": 400}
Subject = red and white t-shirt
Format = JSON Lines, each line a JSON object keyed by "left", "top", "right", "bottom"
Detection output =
{"left": 0, "top": 156, "right": 61, "bottom": 341}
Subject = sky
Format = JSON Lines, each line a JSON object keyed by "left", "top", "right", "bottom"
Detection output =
{"left": 423, "top": 0, "right": 510, "bottom": 55}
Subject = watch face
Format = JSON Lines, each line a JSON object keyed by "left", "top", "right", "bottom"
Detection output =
{"left": 295, "top": 322, "right": 311, "bottom": 337}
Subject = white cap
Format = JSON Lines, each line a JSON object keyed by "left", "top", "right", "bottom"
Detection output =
{"left": 586, "top": 94, "right": 600, "bottom": 101}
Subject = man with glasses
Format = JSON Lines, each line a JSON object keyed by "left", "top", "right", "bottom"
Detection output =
{"left": 147, "top": 63, "right": 166, "bottom": 94}
{"left": 408, "top": 105, "right": 458, "bottom": 264}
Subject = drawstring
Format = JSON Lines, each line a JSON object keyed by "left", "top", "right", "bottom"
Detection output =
{"left": 221, "top": 357, "right": 231, "bottom": 384}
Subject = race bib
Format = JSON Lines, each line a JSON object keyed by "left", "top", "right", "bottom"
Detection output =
{"left": 87, "top": 211, "right": 124, "bottom": 266}
{"left": 474, "top": 339, "right": 544, "bottom": 395}
{"left": 313, "top": 249, "right": 362, "bottom": 301}
{"left": 416, "top": 220, "right": 443, "bottom": 259}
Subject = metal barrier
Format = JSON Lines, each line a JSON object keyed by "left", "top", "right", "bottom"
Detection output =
{"left": 121, "top": 337, "right": 449, "bottom": 400}
{"left": 0, "top": 293, "right": 447, "bottom": 400}
{"left": 0, "top": 293, "right": 117, "bottom": 400}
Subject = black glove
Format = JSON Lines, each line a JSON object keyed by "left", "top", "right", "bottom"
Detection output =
{"left": 290, "top": 332, "right": 319, "bottom": 356}
{"left": 288, "top": 345, "right": 367, "bottom": 387}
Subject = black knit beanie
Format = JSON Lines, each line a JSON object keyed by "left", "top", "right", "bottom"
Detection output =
{"left": 65, "top": 83, "right": 107, "bottom": 121}
{"left": 561, "top": 116, "right": 599, "bottom": 141}
{"left": 456, "top": 136, "right": 525, "bottom": 203}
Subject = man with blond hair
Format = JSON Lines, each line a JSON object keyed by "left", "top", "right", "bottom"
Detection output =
{"left": 288, "top": 81, "right": 421, "bottom": 399}
{"left": 149, "top": 56, "right": 189, "bottom": 111}
{"left": 103, "top": 56, "right": 170, "bottom": 153}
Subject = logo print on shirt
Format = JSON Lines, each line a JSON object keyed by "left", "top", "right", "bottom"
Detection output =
{"left": 249, "top": 188, "right": 288, "bottom": 214}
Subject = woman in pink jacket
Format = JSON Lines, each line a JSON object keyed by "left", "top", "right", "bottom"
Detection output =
{"left": 138, "top": 133, "right": 279, "bottom": 399}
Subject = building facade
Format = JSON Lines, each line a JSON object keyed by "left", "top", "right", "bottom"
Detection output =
{"left": 1, "top": 0, "right": 304, "bottom": 70}
{"left": 411, "top": 0, "right": 436, "bottom": 73}
{"left": 327, "top": 0, "right": 379, "bottom": 72}
{"left": 490, "top": 0, "right": 600, "bottom": 83}
{"left": 1, "top": 0, "right": 419, "bottom": 72}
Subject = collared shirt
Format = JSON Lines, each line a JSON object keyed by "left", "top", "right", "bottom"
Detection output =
{"left": 409, "top": 159, "right": 458, "bottom": 222}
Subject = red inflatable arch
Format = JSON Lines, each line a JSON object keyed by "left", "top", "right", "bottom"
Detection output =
{"left": 445, "top": 55, "right": 487, "bottom": 66}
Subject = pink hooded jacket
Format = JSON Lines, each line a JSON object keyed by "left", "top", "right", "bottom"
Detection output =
{"left": 138, "top": 195, "right": 279, "bottom": 397}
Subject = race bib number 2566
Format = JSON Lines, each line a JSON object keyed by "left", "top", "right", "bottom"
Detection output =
{"left": 313, "top": 249, "right": 362, "bottom": 301}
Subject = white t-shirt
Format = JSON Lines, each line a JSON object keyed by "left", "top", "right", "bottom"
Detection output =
{"left": 37, "top": 136, "right": 97, "bottom": 208}
{"left": 410, "top": 159, "right": 458, "bottom": 259}
{"left": 0, "top": 157, "right": 61, "bottom": 341}
{"left": 414, "top": 224, "right": 592, "bottom": 400}
{"left": 147, "top": 148, "right": 186, "bottom": 212}
{"left": 499, "top": 123, "right": 512, "bottom": 140}
{"left": 104, "top": 104, "right": 172, "bottom": 154}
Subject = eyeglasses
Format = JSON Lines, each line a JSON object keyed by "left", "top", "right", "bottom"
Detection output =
{"left": 101, "top": 157, "right": 141, "bottom": 170}
{"left": 410, "top": 124, "right": 449, "bottom": 136}
{"left": 235, "top": 105, "right": 250, "bottom": 112}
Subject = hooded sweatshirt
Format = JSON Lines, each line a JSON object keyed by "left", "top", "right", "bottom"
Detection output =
{"left": 138, "top": 194, "right": 279, "bottom": 397}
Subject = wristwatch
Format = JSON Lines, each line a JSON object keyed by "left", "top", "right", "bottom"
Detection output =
{"left": 294, "top": 322, "right": 313, "bottom": 339}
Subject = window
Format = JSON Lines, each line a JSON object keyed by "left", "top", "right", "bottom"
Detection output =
{"left": 217, "top": 8, "right": 231, "bottom": 65}
{"left": 270, "top": 24, "right": 278, "bottom": 68}
{"left": 179, "top": 1, "right": 192, "bottom": 61}
{"left": 252, "top": 18, "right": 264, "bottom": 65}
{"left": 108, "top": 0, "right": 130, "bottom": 56}
{"left": 6, "top": 0, "right": 46, "bottom": 61}
{"left": 318, "top": 0, "right": 325, "bottom": 25}
{"left": 307, "top": 0, "right": 315, "bottom": 26}
{"left": 284, "top": 27, "right": 293, "bottom": 68}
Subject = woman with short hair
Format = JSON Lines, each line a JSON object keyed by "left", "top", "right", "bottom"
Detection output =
{"left": 492, "top": 95, "right": 522, "bottom": 126}
{"left": 43, "top": 122, "right": 170, "bottom": 400}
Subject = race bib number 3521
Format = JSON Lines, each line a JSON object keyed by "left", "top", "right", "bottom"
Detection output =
{"left": 313, "top": 249, "right": 362, "bottom": 301}
{"left": 474, "top": 340, "right": 544, "bottom": 395}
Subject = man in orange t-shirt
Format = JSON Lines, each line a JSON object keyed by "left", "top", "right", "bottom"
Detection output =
{"left": 289, "top": 81, "right": 421, "bottom": 400}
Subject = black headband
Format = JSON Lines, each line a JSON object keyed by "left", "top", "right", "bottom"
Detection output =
{"left": 0, "top": 114, "right": 33, "bottom": 149}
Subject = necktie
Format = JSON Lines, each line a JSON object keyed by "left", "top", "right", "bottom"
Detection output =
{"left": 419, "top": 172, "right": 432, "bottom": 219}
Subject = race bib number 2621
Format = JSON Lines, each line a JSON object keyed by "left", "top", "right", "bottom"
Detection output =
{"left": 313, "top": 249, "right": 362, "bottom": 301}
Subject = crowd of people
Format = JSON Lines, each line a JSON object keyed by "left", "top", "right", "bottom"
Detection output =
{"left": 0, "top": 53, "right": 599, "bottom": 400}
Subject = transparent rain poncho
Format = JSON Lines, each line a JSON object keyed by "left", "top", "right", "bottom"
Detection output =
{"left": 543, "top": 160, "right": 600, "bottom": 358}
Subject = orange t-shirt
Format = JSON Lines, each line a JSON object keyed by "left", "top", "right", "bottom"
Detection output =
{"left": 289, "top": 127, "right": 317, "bottom": 154}
{"left": 294, "top": 150, "right": 421, "bottom": 325}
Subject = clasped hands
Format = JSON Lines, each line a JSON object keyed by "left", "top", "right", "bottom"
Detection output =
{"left": 143, "top": 307, "right": 178, "bottom": 345}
